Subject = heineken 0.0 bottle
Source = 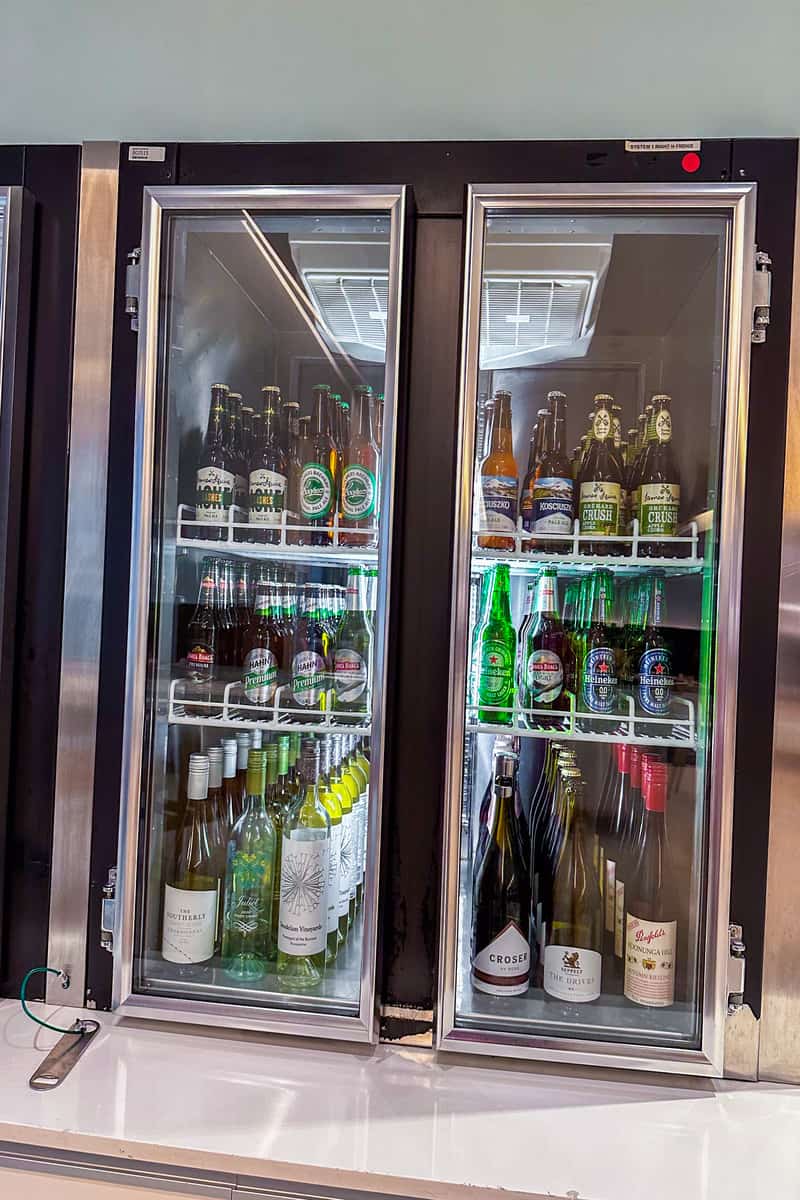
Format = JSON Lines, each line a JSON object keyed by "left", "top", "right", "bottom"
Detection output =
{"left": 221, "top": 748, "right": 276, "bottom": 981}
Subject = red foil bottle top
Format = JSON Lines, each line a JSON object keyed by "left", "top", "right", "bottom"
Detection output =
{"left": 618, "top": 742, "right": 631, "bottom": 774}
{"left": 644, "top": 762, "right": 668, "bottom": 812}
{"left": 630, "top": 745, "right": 642, "bottom": 788}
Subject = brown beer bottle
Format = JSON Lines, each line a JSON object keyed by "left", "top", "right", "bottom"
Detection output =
{"left": 639, "top": 395, "right": 681, "bottom": 555}
{"left": 578, "top": 395, "right": 623, "bottom": 556}
{"left": 195, "top": 384, "right": 233, "bottom": 541}
{"left": 519, "top": 408, "right": 548, "bottom": 546}
{"left": 478, "top": 389, "right": 519, "bottom": 551}
{"left": 341, "top": 384, "right": 380, "bottom": 547}
{"left": 248, "top": 386, "right": 287, "bottom": 545}
{"left": 300, "top": 385, "right": 338, "bottom": 546}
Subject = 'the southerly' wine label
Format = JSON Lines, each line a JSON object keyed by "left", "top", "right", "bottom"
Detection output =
{"left": 543, "top": 944, "right": 602, "bottom": 1002}
{"left": 162, "top": 884, "right": 216, "bottom": 964}
{"left": 579, "top": 480, "right": 621, "bottom": 535}
{"left": 624, "top": 913, "right": 677, "bottom": 1007}
{"left": 472, "top": 921, "right": 531, "bottom": 996}
{"left": 481, "top": 473, "right": 518, "bottom": 534}
{"left": 196, "top": 466, "right": 234, "bottom": 523}
{"left": 277, "top": 831, "right": 330, "bottom": 957}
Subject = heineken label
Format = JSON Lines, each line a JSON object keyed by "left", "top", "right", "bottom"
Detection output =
{"left": 333, "top": 648, "right": 368, "bottom": 703}
{"left": 243, "top": 647, "right": 278, "bottom": 704}
{"left": 292, "top": 649, "right": 326, "bottom": 707}
{"left": 196, "top": 466, "right": 234, "bottom": 523}
{"left": 579, "top": 480, "right": 621, "bottom": 535}
{"left": 532, "top": 477, "right": 574, "bottom": 534}
{"left": 249, "top": 468, "right": 286, "bottom": 526}
{"left": 481, "top": 474, "right": 518, "bottom": 534}
{"left": 478, "top": 637, "right": 514, "bottom": 709}
{"left": 581, "top": 646, "right": 618, "bottom": 713}
{"left": 655, "top": 409, "right": 672, "bottom": 442}
{"left": 640, "top": 482, "right": 680, "bottom": 538}
{"left": 637, "top": 647, "right": 674, "bottom": 716}
{"left": 300, "top": 463, "right": 334, "bottom": 520}
{"left": 186, "top": 642, "right": 215, "bottom": 680}
{"left": 342, "top": 465, "right": 377, "bottom": 520}
{"left": 525, "top": 649, "right": 564, "bottom": 704}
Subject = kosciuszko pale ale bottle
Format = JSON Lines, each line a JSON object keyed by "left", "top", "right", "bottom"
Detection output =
{"left": 333, "top": 566, "right": 373, "bottom": 714}
{"left": 578, "top": 395, "right": 623, "bottom": 555}
{"left": 196, "top": 383, "right": 234, "bottom": 539}
{"left": 475, "top": 565, "right": 516, "bottom": 725}
{"left": 277, "top": 740, "right": 331, "bottom": 990}
{"left": 471, "top": 756, "right": 531, "bottom": 996}
{"left": 162, "top": 754, "right": 219, "bottom": 971}
{"left": 638, "top": 394, "right": 681, "bottom": 554}
{"left": 478, "top": 390, "right": 519, "bottom": 551}
{"left": 531, "top": 391, "right": 574, "bottom": 551}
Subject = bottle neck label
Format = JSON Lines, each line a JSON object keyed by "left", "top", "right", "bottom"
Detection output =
{"left": 543, "top": 944, "right": 601, "bottom": 1002}
{"left": 624, "top": 915, "right": 676, "bottom": 1007}
{"left": 655, "top": 409, "right": 672, "bottom": 442}
{"left": 592, "top": 409, "right": 611, "bottom": 441}
{"left": 472, "top": 921, "right": 530, "bottom": 996}
{"left": 342, "top": 465, "right": 377, "bottom": 520}
{"left": 300, "top": 463, "right": 334, "bottom": 519}
{"left": 531, "top": 477, "right": 574, "bottom": 533}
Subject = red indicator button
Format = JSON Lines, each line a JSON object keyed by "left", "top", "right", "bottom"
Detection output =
{"left": 681, "top": 151, "right": 701, "bottom": 173}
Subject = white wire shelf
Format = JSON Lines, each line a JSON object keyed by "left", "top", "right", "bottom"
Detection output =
{"left": 175, "top": 504, "right": 379, "bottom": 568}
{"left": 168, "top": 678, "right": 372, "bottom": 736}
{"left": 471, "top": 518, "right": 703, "bottom": 574}
{"left": 465, "top": 692, "right": 696, "bottom": 749}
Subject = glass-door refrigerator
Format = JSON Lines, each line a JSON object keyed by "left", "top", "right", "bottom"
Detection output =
{"left": 438, "top": 182, "right": 757, "bottom": 1073}
{"left": 114, "top": 184, "right": 406, "bottom": 1040}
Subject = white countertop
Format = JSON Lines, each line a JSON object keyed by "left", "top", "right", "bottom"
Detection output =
{"left": 1, "top": 998, "right": 800, "bottom": 1200}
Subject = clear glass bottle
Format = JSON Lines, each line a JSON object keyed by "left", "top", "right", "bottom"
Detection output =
{"left": 221, "top": 748, "right": 276, "bottom": 981}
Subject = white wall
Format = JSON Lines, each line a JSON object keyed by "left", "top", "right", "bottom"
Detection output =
{"left": 2, "top": 0, "right": 799, "bottom": 143}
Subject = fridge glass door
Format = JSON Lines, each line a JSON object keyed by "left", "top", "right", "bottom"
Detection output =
{"left": 440, "top": 184, "right": 756, "bottom": 1072}
{"left": 116, "top": 187, "right": 405, "bottom": 1039}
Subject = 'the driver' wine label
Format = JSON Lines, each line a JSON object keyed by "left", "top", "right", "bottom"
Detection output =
{"left": 472, "top": 921, "right": 530, "bottom": 996}
{"left": 543, "top": 944, "right": 602, "bottom": 1002}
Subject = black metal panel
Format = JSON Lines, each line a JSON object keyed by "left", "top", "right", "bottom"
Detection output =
{"left": 0, "top": 146, "right": 80, "bottom": 999}
{"left": 178, "top": 140, "right": 732, "bottom": 217}
{"left": 729, "top": 139, "right": 798, "bottom": 1017}
{"left": 85, "top": 145, "right": 177, "bottom": 1009}
{"left": 379, "top": 217, "right": 464, "bottom": 1029}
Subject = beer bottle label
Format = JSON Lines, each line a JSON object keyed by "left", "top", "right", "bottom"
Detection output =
{"left": 186, "top": 642, "right": 215, "bottom": 680}
{"left": 525, "top": 649, "right": 564, "bottom": 704}
{"left": 581, "top": 647, "right": 618, "bottom": 713}
{"left": 481, "top": 474, "right": 518, "bottom": 534}
{"left": 624, "top": 913, "right": 676, "bottom": 1007}
{"left": 478, "top": 638, "right": 514, "bottom": 709}
{"left": 532, "top": 477, "right": 574, "bottom": 534}
{"left": 637, "top": 647, "right": 674, "bottom": 715}
{"left": 333, "top": 649, "right": 368, "bottom": 703}
{"left": 277, "top": 831, "right": 330, "bottom": 957}
{"left": 543, "top": 944, "right": 601, "bottom": 1003}
{"left": 300, "top": 463, "right": 334, "bottom": 520}
{"left": 248, "top": 469, "right": 286, "bottom": 526}
{"left": 196, "top": 466, "right": 234, "bottom": 523}
{"left": 243, "top": 648, "right": 278, "bottom": 704}
{"left": 471, "top": 921, "right": 530, "bottom": 996}
{"left": 579, "top": 480, "right": 621, "bottom": 535}
{"left": 162, "top": 884, "right": 216, "bottom": 964}
{"left": 342, "top": 465, "right": 377, "bottom": 520}
{"left": 639, "top": 482, "right": 680, "bottom": 537}
{"left": 291, "top": 649, "right": 326, "bottom": 707}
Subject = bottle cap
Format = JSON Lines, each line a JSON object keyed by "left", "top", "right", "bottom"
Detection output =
{"left": 644, "top": 762, "right": 668, "bottom": 812}
{"left": 494, "top": 389, "right": 512, "bottom": 402}
{"left": 630, "top": 745, "right": 642, "bottom": 788}
{"left": 312, "top": 383, "right": 331, "bottom": 393}
{"left": 300, "top": 739, "right": 321, "bottom": 785}
{"left": 261, "top": 385, "right": 281, "bottom": 394}
{"left": 187, "top": 753, "right": 210, "bottom": 800}
{"left": 207, "top": 746, "right": 223, "bottom": 790}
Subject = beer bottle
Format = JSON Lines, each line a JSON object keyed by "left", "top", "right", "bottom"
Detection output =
{"left": 282, "top": 399, "right": 302, "bottom": 546}
{"left": 518, "top": 567, "right": 571, "bottom": 728}
{"left": 478, "top": 390, "right": 519, "bottom": 551}
{"left": 519, "top": 408, "right": 548, "bottom": 543}
{"left": 630, "top": 403, "right": 655, "bottom": 534}
{"left": 532, "top": 391, "right": 574, "bottom": 551}
{"left": 636, "top": 572, "right": 674, "bottom": 730}
{"left": 341, "top": 384, "right": 380, "bottom": 547}
{"left": 639, "top": 395, "right": 681, "bottom": 554}
{"left": 248, "top": 386, "right": 287, "bottom": 545}
{"left": 291, "top": 585, "right": 331, "bottom": 715}
{"left": 196, "top": 384, "right": 234, "bottom": 540}
{"left": 241, "top": 405, "right": 254, "bottom": 463}
{"left": 475, "top": 564, "right": 516, "bottom": 725}
{"left": 213, "top": 558, "right": 237, "bottom": 673}
{"left": 222, "top": 748, "right": 276, "bottom": 980}
{"left": 333, "top": 566, "right": 373, "bottom": 715}
{"left": 162, "top": 754, "right": 221, "bottom": 973}
{"left": 241, "top": 584, "right": 279, "bottom": 709}
{"left": 300, "top": 385, "right": 339, "bottom": 546}
{"left": 578, "top": 395, "right": 623, "bottom": 555}
{"left": 372, "top": 393, "right": 383, "bottom": 452}
{"left": 515, "top": 580, "right": 536, "bottom": 697}
{"left": 580, "top": 570, "right": 618, "bottom": 725}
{"left": 233, "top": 560, "right": 252, "bottom": 668}
{"left": 225, "top": 392, "right": 247, "bottom": 514}
{"left": 184, "top": 558, "right": 218, "bottom": 713}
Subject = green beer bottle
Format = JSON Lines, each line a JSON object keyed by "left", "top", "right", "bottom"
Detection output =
{"left": 221, "top": 748, "right": 276, "bottom": 980}
{"left": 475, "top": 564, "right": 516, "bottom": 725}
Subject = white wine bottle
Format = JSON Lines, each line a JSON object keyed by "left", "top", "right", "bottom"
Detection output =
{"left": 162, "top": 754, "right": 220, "bottom": 971}
{"left": 543, "top": 776, "right": 603, "bottom": 1004}
{"left": 471, "top": 754, "right": 531, "bottom": 997}
{"left": 221, "top": 748, "right": 276, "bottom": 981}
{"left": 624, "top": 759, "right": 676, "bottom": 1007}
{"left": 318, "top": 737, "right": 343, "bottom": 964}
{"left": 277, "top": 739, "right": 331, "bottom": 989}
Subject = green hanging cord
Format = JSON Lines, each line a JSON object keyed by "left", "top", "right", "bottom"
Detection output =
{"left": 20, "top": 967, "right": 78, "bottom": 1035}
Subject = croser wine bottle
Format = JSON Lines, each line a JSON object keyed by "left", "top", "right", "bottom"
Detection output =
{"left": 162, "top": 754, "right": 220, "bottom": 971}
{"left": 478, "top": 389, "right": 519, "bottom": 551}
{"left": 341, "top": 384, "right": 380, "bottom": 547}
{"left": 636, "top": 572, "right": 674, "bottom": 733}
{"left": 475, "top": 564, "right": 516, "bottom": 725}
{"left": 249, "top": 386, "right": 287, "bottom": 545}
{"left": 471, "top": 756, "right": 531, "bottom": 997}
{"left": 531, "top": 391, "right": 574, "bottom": 552}
{"left": 639, "top": 395, "right": 681, "bottom": 554}
{"left": 277, "top": 740, "right": 332, "bottom": 988}
{"left": 333, "top": 566, "right": 373, "bottom": 714}
{"left": 543, "top": 776, "right": 603, "bottom": 1004}
{"left": 578, "top": 395, "right": 623, "bottom": 555}
{"left": 300, "top": 384, "right": 339, "bottom": 546}
{"left": 518, "top": 567, "right": 571, "bottom": 729}
{"left": 624, "top": 759, "right": 677, "bottom": 1007}
{"left": 195, "top": 383, "right": 234, "bottom": 540}
{"left": 221, "top": 747, "right": 276, "bottom": 979}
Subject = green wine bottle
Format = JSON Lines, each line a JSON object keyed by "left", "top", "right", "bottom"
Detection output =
{"left": 221, "top": 748, "right": 276, "bottom": 981}
{"left": 277, "top": 739, "right": 331, "bottom": 989}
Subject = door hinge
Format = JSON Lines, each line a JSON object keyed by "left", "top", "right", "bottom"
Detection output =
{"left": 125, "top": 247, "right": 141, "bottom": 332}
{"left": 752, "top": 249, "right": 772, "bottom": 343}
{"left": 728, "top": 923, "right": 746, "bottom": 1012}
{"left": 100, "top": 866, "right": 117, "bottom": 953}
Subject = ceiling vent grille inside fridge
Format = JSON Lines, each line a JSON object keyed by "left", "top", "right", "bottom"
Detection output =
{"left": 480, "top": 276, "right": 593, "bottom": 358}
{"left": 304, "top": 272, "right": 389, "bottom": 356}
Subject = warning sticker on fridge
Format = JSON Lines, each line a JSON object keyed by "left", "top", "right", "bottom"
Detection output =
{"left": 625, "top": 140, "right": 701, "bottom": 154}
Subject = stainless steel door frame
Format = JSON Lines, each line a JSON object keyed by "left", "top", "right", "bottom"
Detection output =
{"left": 437, "top": 182, "right": 758, "bottom": 1075}
{"left": 113, "top": 185, "right": 406, "bottom": 1042}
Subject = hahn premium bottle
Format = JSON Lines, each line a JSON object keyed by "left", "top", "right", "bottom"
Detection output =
{"left": 162, "top": 754, "right": 220, "bottom": 970}
{"left": 196, "top": 383, "right": 234, "bottom": 539}
{"left": 240, "top": 584, "right": 279, "bottom": 709}
{"left": 471, "top": 755, "right": 531, "bottom": 996}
